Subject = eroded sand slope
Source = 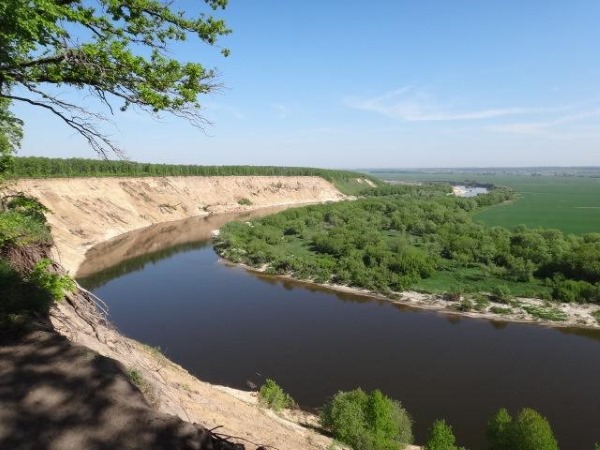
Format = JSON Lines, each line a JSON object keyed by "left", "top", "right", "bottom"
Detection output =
{"left": 9, "top": 176, "right": 345, "bottom": 274}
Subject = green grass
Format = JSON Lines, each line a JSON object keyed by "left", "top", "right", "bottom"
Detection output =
{"left": 521, "top": 304, "right": 568, "bottom": 322}
{"left": 369, "top": 172, "right": 600, "bottom": 234}
{"left": 412, "top": 266, "right": 552, "bottom": 299}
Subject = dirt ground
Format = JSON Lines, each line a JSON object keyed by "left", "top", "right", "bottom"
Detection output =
{"left": 8, "top": 176, "right": 347, "bottom": 274}
{"left": 2, "top": 176, "right": 425, "bottom": 450}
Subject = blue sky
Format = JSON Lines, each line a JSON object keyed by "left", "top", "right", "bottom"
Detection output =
{"left": 14, "top": 1, "right": 600, "bottom": 168}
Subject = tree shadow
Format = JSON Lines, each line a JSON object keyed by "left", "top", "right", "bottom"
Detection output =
{"left": 0, "top": 319, "right": 244, "bottom": 449}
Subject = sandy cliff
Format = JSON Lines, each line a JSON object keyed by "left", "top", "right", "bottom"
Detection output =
{"left": 4, "top": 175, "right": 367, "bottom": 450}
{"left": 8, "top": 176, "right": 346, "bottom": 274}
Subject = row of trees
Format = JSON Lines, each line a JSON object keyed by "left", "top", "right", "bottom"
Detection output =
{"left": 215, "top": 184, "right": 600, "bottom": 303}
{"left": 6, "top": 156, "right": 375, "bottom": 182}
{"left": 424, "top": 408, "right": 560, "bottom": 450}
{"left": 312, "top": 384, "right": 568, "bottom": 450}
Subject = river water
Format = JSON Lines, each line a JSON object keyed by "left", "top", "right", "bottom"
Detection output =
{"left": 78, "top": 211, "right": 600, "bottom": 449}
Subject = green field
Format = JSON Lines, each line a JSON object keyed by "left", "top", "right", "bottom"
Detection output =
{"left": 369, "top": 171, "right": 600, "bottom": 235}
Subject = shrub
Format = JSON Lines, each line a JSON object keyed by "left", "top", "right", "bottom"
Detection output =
{"left": 491, "top": 285, "right": 512, "bottom": 303}
{"left": 490, "top": 306, "right": 513, "bottom": 315}
{"left": 27, "top": 258, "right": 75, "bottom": 301}
{"left": 486, "top": 407, "right": 558, "bottom": 450}
{"left": 592, "top": 310, "right": 600, "bottom": 324}
{"left": 237, "top": 197, "right": 253, "bottom": 206}
{"left": 258, "top": 379, "right": 295, "bottom": 411}
{"left": 472, "top": 294, "right": 491, "bottom": 311}
{"left": 521, "top": 305, "right": 567, "bottom": 322}
{"left": 487, "top": 408, "right": 513, "bottom": 450}
{"left": 128, "top": 369, "right": 144, "bottom": 387}
{"left": 320, "top": 388, "right": 413, "bottom": 450}
{"left": 425, "top": 419, "right": 462, "bottom": 450}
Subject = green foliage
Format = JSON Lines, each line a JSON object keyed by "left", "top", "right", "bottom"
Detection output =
{"left": 128, "top": 369, "right": 144, "bottom": 388}
{"left": 486, "top": 407, "right": 559, "bottom": 450}
{"left": 425, "top": 419, "right": 462, "bottom": 450}
{"left": 521, "top": 304, "right": 567, "bottom": 322}
{"left": 491, "top": 285, "right": 512, "bottom": 303}
{"left": 319, "top": 388, "right": 413, "bottom": 450}
{"left": 488, "top": 408, "right": 513, "bottom": 450}
{"left": 28, "top": 258, "right": 75, "bottom": 301}
{"left": 371, "top": 170, "right": 600, "bottom": 235}
{"left": 258, "top": 379, "right": 295, "bottom": 412}
{"left": 7, "top": 157, "right": 379, "bottom": 195}
{"left": 0, "top": 98, "right": 22, "bottom": 176}
{"left": 490, "top": 306, "right": 513, "bottom": 315}
{"left": 0, "top": 0, "right": 230, "bottom": 156}
{"left": 592, "top": 310, "right": 600, "bottom": 324}
{"left": 237, "top": 197, "right": 253, "bottom": 206}
{"left": 216, "top": 182, "right": 600, "bottom": 305}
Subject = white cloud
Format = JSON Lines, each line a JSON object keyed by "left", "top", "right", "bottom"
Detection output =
{"left": 345, "top": 87, "right": 568, "bottom": 122}
{"left": 488, "top": 109, "right": 600, "bottom": 137}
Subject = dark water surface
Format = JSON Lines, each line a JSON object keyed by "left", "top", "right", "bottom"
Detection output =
{"left": 79, "top": 213, "right": 600, "bottom": 449}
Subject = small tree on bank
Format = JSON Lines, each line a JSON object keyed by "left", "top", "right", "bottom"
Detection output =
{"left": 487, "top": 407, "right": 559, "bottom": 450}
{"left": 320, "top": 388, "right": 413, "bottom": 450}
{"left": 425, "top": 419, "right": 464, "bottom": 450}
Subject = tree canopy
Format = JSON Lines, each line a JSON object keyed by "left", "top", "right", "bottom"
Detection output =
{"left": 0, "top": 0, "right": 230, "bottom": 159}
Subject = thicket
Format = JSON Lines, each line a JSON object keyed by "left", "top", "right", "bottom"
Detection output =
{"left": 0, "top": 190, "right": 71, "bottom": 322}
{"left": 319, "top": 388, "right": 413, "bottom": 450}
{"left": 215, "top": 184, "right": 600, "bottom": 303}
{"left": 487, "top": 408, "right": 559, "bottom": 450}
{"left": 6, "top": 157, "right": 380, "bottom": 195}
{"left": 424, "top": 419, "right": 464, "bottom": 450}
{"left": 257, "top": 379, "right": 296, "bottom": 411}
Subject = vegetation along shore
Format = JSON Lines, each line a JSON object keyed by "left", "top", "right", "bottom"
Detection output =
{"left": 215, "top": 183, "right": 600, "bottom": 330}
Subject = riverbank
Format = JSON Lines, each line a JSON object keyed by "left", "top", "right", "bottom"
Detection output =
{"left": 7, "top": 176, "right": 349, "bottom": 274}
{"left": 219, "top": 258, "right": 600, "bottom": 331}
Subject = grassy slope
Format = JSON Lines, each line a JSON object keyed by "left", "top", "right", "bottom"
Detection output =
{"left": 370, "top": 172, "right": 600, "bottom": 234}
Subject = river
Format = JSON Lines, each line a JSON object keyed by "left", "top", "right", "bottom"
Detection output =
{"left": 78, "top": 210, "right": 600, "bottom": 449}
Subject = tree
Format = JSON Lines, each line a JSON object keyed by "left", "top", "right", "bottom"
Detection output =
{"left": 0, "top": 0, "right": 230, "bottom": 158}
{"left": 320, "top": 388, "right": 413, "bottom": 450}
{"left": 486, "top": 408, "right": 559, "bottom": 450}
{"left": 424, "top": 419, "right": 462, "bottom": 450}
{"left": 487, "top": 408, "right": 513, "bottom": 450}
{"left": 511, "top": 408, "right": 558, "bottom": 450}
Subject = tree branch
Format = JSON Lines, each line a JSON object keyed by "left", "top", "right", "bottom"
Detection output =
{"left": 1, "top": 93, "right": 122, "bottom": 158}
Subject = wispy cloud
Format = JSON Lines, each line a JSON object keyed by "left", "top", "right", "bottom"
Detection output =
{"left": 345, "top": 87, "right": 567, "bottom": 122}
{"left": 488, "top": 109, "right": 600, "bottom": 136}
{"left": 272, "top": 103, "right": 291, "bottom": 119}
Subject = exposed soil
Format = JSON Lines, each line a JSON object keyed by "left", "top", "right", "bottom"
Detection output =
{"left": 7, "top": 176, "right": 347, "bottom": 274}
{"left": 1, "top": 177, "right": 366, "bottom": 450}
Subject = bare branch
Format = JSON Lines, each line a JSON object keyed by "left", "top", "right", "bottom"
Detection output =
{"left": 1, "top": 93, "right": 123, "bottom": 158}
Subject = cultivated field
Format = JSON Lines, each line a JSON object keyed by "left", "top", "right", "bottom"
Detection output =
{"left": 369, "top": 170, "right": 600, "bottom": 235}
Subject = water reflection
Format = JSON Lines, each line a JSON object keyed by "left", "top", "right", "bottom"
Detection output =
{"left": 77, "top": 207, "right": 289, "bottom": 287}
{"left": 78, "top": 210, "right": 600, "bottom": 450}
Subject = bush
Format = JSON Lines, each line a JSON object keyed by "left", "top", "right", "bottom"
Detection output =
{"left": 425, "top": 419, "right": 463, "bottom": 450}
{"left": 491, "top": 284, "right": 512, "bottom": 303}
{"left": 237, "top": 197, "right": 253, "bottom": 206}
{"left": 258, "top": 379, "right": 295, "bottom": 411}
{"left": 320, "top": 388, "right": 413, "bottom": 450}
{"left": 28, "top": 258, "right": 76, "bottom": 301}
{"left": 486, "top": 407, "right": 558, "bottom": 450}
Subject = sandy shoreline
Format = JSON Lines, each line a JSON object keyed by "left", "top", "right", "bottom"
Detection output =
{"left": 218, "top": 257, "right": 600, "bottom": 331}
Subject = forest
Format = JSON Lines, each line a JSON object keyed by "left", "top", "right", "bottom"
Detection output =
{"left": 6, "top": 157, "right": 378, "bottom": 192}
{"left": 215, "top": 183, "right": 600, "bottom": 305}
